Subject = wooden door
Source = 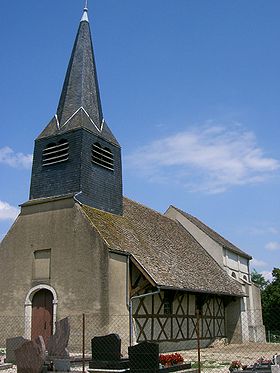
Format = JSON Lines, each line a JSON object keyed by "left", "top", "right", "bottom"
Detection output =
{"left": 31, "top": 289, "right": 53, "bottom": 344}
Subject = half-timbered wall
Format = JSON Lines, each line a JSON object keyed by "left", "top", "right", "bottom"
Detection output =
{"left": 133, "top": 292, "right": 225, "bottom": 344}
{"left": 200, "top": 296, "right": 225, "bottom": 340}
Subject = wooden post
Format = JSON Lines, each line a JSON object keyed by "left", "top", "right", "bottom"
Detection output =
{"left": 82, "top": 313, "right": 85, "bottom": 373}
{"left": 196, "top": 309, "right": 201, "bottom": 373}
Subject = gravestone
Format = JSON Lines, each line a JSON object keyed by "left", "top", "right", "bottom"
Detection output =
{"left": 5, "top": 336, "right": 27, "bottom": 364}
{"left": 272, "top": 366, "right": 280, "bottom": 373}
{"left": 47, "top": 317, "right": 70, "bottom": 358}
{"left": 128, "top": 341, "right": 159, "bottom": 373}
{"left": 89, "top": 334, "right": 129, "bottom": 370}
{"left": 15, "top": 336, "right": 46, "bottom": 373}
{"left": 92, "top": 333, "right": 121, "bottom": 361}
{"left": 46, "top": 317, "right": 70, "bottom": 372}
{"left": 272, "top": 355, "right": 280, "bottom": 373}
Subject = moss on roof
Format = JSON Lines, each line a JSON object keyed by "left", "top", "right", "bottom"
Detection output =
{"left": 82, "top": 198, "right": 245, "bottom": 297}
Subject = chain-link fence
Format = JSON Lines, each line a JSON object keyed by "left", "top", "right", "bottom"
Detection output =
{"left": 0, "top": 310, "right": 279, "bottom": 372}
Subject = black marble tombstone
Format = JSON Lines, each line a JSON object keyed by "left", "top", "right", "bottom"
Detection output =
{"left": 92, "top": 334, "right": 121, "bottom": 361}
{"left": 128, "top": 341, "right": 193, "bottom": 373}
{"left": 89, "top": 334, "right": 129, "bottom": 370}
{"left": 128, "top": 341, "right": 159, "bottom": 373}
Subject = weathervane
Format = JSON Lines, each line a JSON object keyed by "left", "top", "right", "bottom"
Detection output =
{"left": 84, "top": 0, "right": 88, "bottom": 10}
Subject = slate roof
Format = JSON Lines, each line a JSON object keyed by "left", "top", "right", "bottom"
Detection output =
{"left": 37, "top": 9, "right": 119, "bottom": 146}
{"left": 82, "top": 198, "right": 245, "bottom": 297}
{"left": 170, "top": 206, "right": 252, "bottom": 259}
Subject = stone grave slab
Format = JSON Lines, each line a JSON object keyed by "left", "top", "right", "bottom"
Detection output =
{"left": 15, "top": 336, "right": 46, "bottom": 373}
{"left": 47, "top": 317, "right": 70, "bottom": 359}
{"left": 5, "top": 336, "right": 27, "bottom": 364}
{"left": 0, "top": 364, "right": 13, "bottom": 371}
{"left": 272, "top": 366, "right": 280, "bottom": 373}
{"left": 46, "top": 317, "right": 70, "bottom": 372}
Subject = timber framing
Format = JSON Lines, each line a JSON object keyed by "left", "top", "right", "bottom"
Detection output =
{"left": 130, "top": 262, "right": 226, "bottom": 343}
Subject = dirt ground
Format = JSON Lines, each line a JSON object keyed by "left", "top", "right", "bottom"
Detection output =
{"left": 180, "top": 342, "right": 280, "bottom": 372}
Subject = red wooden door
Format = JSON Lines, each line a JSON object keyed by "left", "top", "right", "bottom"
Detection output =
{"left": 31, "top": 289, "right": 53, "bottom": 344}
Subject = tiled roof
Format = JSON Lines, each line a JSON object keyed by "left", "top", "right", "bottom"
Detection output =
{"left": 170, "top": 206, "right": 252, "bottom": 259}
{"left": 81, "top": 198, "right": 245, "bottom": 297}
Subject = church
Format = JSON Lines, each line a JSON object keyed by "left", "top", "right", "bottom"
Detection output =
{"left": 0, "top": 5, "right": 265, "bottom": 352}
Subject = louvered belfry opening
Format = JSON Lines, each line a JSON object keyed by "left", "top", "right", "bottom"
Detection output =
{"left": 91, "top": 142, "right": 114, "bottom": 171}
{"left": 42, "top": 139, "right": 69, "bottom": 166}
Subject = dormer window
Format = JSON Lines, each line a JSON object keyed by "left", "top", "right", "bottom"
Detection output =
{"left": 92, "top": 142, "right": 114, "bottom": 171}
{"left": 42, "top": 139, "right": 69, "bottom": 166}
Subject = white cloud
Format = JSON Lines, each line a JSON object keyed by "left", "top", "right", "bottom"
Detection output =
{"left": 0, "top": 200, "right": 19, "bottom": 221}
{"left": 125, "top": 123, "right": 280, "bottom": 193}
{"left": 247, "top": 226, "right": 279, "bottom": 235}
{"left": 251, "top": 258, "right": 268, "bottom": 268}
{"left": 265, "top": 241, "right": 280, "bottom": 251}
{"left": 260, "top": 271, "right": 273, "bottom": 282}
{"left": 0, "top": 146, "right": 32, "bottom": 169}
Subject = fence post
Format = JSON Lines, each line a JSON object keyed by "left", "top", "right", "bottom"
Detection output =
{"left": 82, "top": 313, "right": 85, "bottom": 373}
{"left": 196, "top": 309, "right": 201, "bottom": 373}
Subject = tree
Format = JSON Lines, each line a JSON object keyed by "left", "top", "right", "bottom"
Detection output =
{"left": 261, "top": 268, "right": 280, "bottom": 333}
{"left": 251, "top": 269, "right": 269, "bottom": 291}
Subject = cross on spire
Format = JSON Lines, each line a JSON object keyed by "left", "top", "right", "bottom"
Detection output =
{"left": 81, "top": 0, "right": 89, "bottom": 22}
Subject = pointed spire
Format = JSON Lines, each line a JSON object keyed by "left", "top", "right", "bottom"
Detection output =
{"left": 37, "top": 2, "right": 119, "bottom": 146}
{"left": 56, "top": 3, "right": 103, "bottom": 131}
{"left": 81, "top": 0, "right": 89, "bottom": 22}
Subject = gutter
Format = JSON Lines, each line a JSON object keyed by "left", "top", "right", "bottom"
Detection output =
{"left": 157, "top": 284, "right": 246, "bottom": 298}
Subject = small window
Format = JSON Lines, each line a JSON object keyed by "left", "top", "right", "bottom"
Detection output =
{"left": 92, "top": 142, "right": 114, "bottom": 171}
{"left": 42, "top": 139, "right": 69, "bottom": 166}
{"left": 231, "top": 272, "right": 237, "bottom": 278}
{"left": 243, "top": 275, "right": 247, "bottom": 281}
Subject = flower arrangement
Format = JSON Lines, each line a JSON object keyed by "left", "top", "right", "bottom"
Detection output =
{"left": 159, "top": 353, "right": 184, "bottom": 367}
{"left": 256, "top": 357, "right": 272, "bottom": 365}
{"left": 229, "top": 360, "right": 242, "bottom": 371}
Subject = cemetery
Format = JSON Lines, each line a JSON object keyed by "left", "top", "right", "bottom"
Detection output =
{"left": 0, "top": 316, "right": 279, "bottom": 373}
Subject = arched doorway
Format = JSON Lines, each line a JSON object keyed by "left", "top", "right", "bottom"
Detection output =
{"left": 31, "top": 289, "right": 53, "bottom": 343}
{"left": 24, "top": 284, "right": 58, "bottom": 340}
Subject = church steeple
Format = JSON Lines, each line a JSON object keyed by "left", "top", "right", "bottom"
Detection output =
{"left": 55, "top": 5, "right": 103, "bottom": 132}
{"left": 37, "top": 5, "right": 118, "bottom": 146}
{"left": 29, "top": 5, "right": 123, "bottom": 215}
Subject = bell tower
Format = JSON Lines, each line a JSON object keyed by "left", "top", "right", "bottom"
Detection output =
{"left": 29, "top": 5, "right": 123, "bottom": 215}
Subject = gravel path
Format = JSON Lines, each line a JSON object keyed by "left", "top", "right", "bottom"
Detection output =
{"left": 0, "top": 342, "right": 279, "bottom": 372}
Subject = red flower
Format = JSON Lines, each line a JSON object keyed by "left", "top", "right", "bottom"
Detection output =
{"left": 159, "top": 353, "right": 184, "bottom": 366}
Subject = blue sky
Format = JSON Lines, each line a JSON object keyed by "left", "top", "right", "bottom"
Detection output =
{"left": 0, "top": 0, "right": 279, "bottom": 280}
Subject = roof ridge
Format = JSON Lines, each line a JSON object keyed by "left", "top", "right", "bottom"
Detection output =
{"left": 170, "top": 205, "right": 252, "bottom": 259}
{"left": 124, "top": 197, "right": 177, "bottom": 223}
